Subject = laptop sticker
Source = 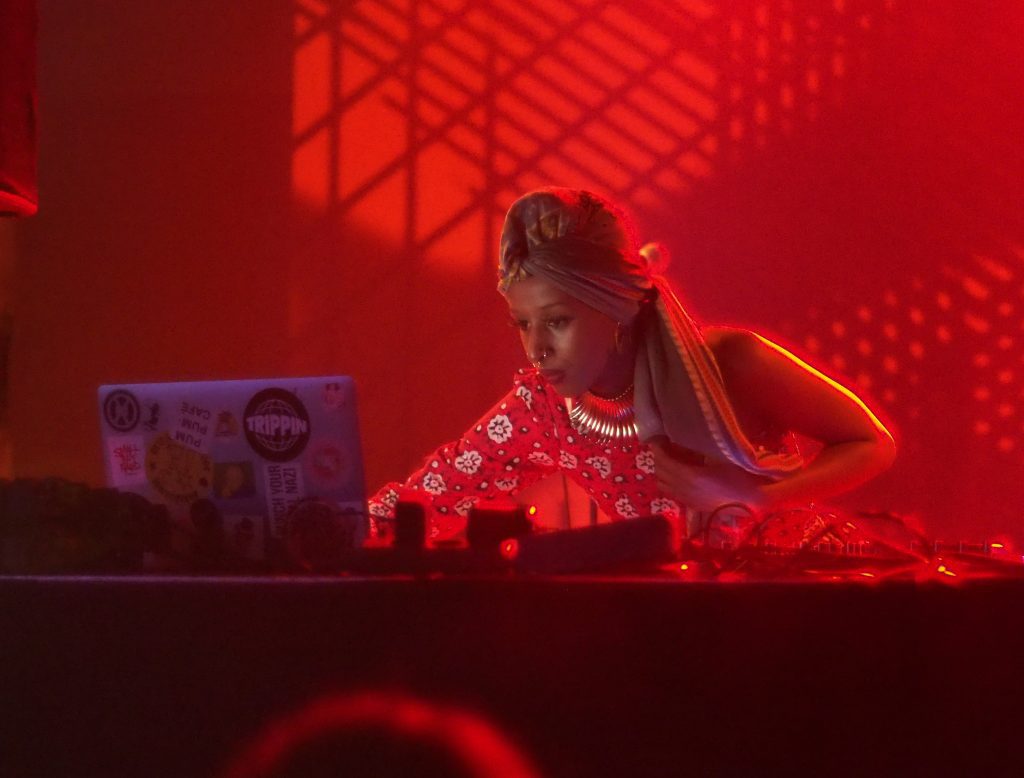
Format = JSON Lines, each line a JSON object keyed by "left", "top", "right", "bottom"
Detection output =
{"left": 244, "top": 388, "right": 311, "bottom": 462}
{"left": 103, "top": 389, "right": 141, "bottom": 432}
{"left": 171, "top": 401, "right": 215, "bottom": 455}
{"left": 146, "top": 432, "right": 213, "bottom": 503}
{"left": 107, "top": 435, "right": 147, "bottom": 487}
{"left": 213, "top": 461, "right": 257, "bottom": 499}
{"left": 308, "top": 439, "right": 348, "bottom": 488}
{"left": 264, "top": 462, "right": 305, "bottom": 538}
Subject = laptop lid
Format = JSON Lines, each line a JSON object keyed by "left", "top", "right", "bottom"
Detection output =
{"left": 98, "top": 376, "right": 366, "bottom": 561}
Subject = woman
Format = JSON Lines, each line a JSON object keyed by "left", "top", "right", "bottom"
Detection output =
{"left": 368, "top": 188, "right": 895, "bottom": 542}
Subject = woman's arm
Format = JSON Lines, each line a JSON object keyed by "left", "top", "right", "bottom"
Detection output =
{"left": 651, "top": 328, "right": 895, "bottom": 511}
{"left": 367, "top": 370, "right": 558, "bottom": 539}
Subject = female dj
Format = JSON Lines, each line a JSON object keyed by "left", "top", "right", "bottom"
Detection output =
{"left": 368, "top": 188, "right": 895, "bottom": 542}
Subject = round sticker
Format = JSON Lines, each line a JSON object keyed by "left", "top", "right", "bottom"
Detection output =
{"left": 104, "top": 390, "right": 141, "bottom": 432}
{"left": 309, "top": 440, "right": 348, "bottom": 487}
{"left": 146, "top": 432, "right": 213, "bottom": 503}
{"left": 243, "top": 388, "right": 311, "bottom": 462}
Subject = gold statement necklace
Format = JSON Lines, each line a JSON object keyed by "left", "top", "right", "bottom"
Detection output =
{"left": 567, "top": 384, "right": 639, "bottom": 445}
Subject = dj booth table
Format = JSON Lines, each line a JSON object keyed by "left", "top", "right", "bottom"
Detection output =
{"left": 2, "top": 575, "right": 1022, "bottom": 777}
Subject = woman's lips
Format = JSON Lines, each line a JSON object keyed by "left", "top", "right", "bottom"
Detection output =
{"left": 540, "top": 369, "right": 566, "bottom": 384}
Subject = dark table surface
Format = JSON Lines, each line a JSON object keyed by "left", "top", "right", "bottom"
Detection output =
{"left": 3, "top": 574, "right": 1023, "bottom": 777}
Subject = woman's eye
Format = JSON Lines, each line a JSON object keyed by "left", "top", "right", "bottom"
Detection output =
{"left": 507, "top": 317, "right": 569, "bottom": 330}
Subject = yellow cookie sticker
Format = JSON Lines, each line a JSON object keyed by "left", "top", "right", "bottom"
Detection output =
{"left": 146, "top": 432, "right": 214, "bottom": 503}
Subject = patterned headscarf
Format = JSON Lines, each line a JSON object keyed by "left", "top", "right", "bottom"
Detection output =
{"left": 498, "top": 187, "right": 803, "bottom": 477}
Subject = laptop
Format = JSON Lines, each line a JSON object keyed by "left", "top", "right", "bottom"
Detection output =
{"left": 97, "top": 376, "right": 366, "bottom": 561}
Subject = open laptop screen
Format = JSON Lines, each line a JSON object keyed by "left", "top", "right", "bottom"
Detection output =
{"left": 98, "top": 376, "right": 365, "bottom": 561}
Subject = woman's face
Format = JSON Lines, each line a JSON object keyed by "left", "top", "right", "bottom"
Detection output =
{"left": 504, "top": 275, "right": 632, "bottom": 398}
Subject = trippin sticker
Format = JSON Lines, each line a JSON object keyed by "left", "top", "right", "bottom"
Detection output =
{"left": 243, "top": 388, "right": 311, "bottom": 462}
{"left": 146, "top": 432, "right": 213, "bottom": 503}
{"left": 103, "top": 390, "right": 141, "bottom": 432}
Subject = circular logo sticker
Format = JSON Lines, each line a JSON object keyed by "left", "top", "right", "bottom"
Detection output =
{"left": 308, "top": 440, "right": 348, "bottom": 487}
{"left": 146, "top": 432, "right": 213, "bottom": 503}
{"left": 243, "top": 388, "right": 311, "bottom": 462}
{"left": 104, "top": 390, "right": 141, "bottom": 432}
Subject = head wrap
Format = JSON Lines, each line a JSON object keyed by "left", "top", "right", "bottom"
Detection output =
{"left": 498, "top": 187, "right": 803, "bottom": 478}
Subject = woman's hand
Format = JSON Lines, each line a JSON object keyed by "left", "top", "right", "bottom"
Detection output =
{"left": 648, "top": 436, "right": 770, "bottom": 512}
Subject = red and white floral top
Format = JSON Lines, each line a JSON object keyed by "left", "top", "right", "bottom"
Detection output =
{"left": 368, "top": 367, "right": 683, "bottom": 541}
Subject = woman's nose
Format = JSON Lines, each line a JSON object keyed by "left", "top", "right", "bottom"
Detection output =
{"left": 526, "top": 329, "right": 551, "bottom": 365}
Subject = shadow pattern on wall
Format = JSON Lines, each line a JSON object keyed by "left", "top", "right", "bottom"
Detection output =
{"left": 289, "top": 0, "right": 1024, "bottom": 541}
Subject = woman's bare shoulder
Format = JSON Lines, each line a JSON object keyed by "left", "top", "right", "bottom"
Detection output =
{"left": 703, "top": 325, "right": 763, "bottom": 370}
{"left": 705, "top": 324, "right": 893, "bottom": 446}
{"left": 705, "top": 325, "right": 828, "bottom": 390}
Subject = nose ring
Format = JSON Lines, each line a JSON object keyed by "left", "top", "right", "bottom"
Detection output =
{"left": 532, "top": 349, "right": 549, "bottom": 366}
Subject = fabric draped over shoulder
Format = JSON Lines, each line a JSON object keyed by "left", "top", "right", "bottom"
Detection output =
{"left": 498, "top": 187, "right": 804, "bottom": 478}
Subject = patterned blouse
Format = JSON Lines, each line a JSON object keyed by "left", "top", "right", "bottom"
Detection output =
{"left": 368, "top": 367, "right": 683, "bottom": 541}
